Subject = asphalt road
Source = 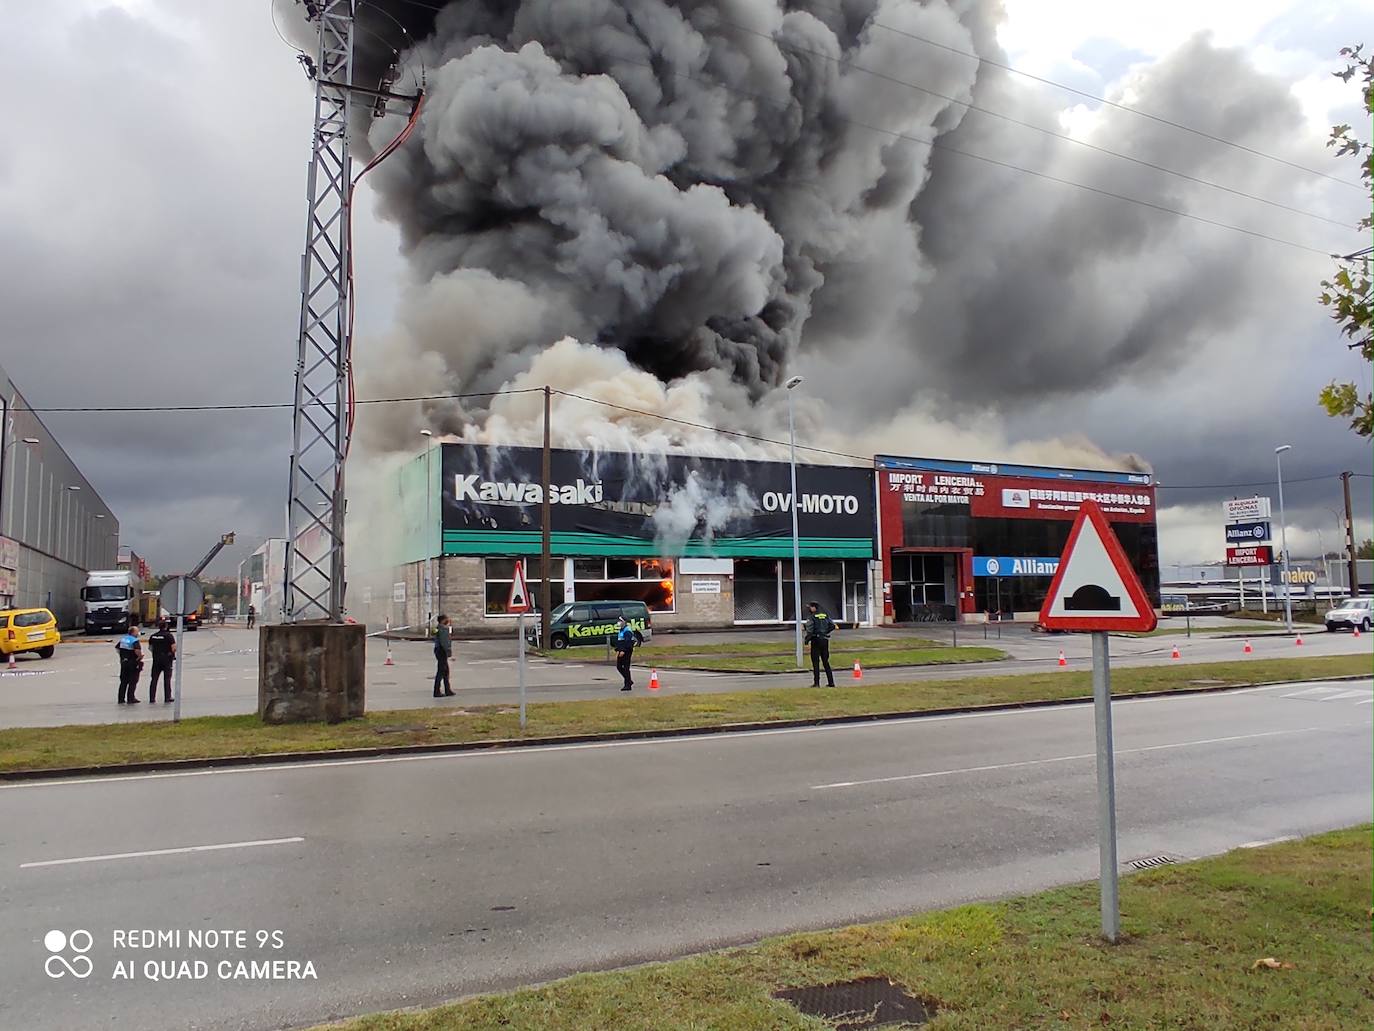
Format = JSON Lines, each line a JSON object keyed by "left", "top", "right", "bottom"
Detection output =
{"left": 2, "top": 678, "right": 1368, "bottom": 1031}
{"left": 0, "top": 623, "right": 1366, "bottom": 728}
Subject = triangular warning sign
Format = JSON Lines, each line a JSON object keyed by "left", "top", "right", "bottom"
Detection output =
{"left": 507, "top": 560, "right": 531, "bottom": 614}
{"left": 1039, "top": 500, "right": 1157, "bottom": 632}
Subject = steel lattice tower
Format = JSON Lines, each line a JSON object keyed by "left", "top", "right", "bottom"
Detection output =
{"left": 286, "top": 0, "right": 356, "bottom": 622}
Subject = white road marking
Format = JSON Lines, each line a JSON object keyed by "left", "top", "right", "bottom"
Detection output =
{"left": 1357, "top": 697, "right": 1374, "bottom": 705}
{"left": 1238, "top": 835, "right": 1295, "bottom": 849}
{"left": 1279, "top": 686, "right": 1343, "bottom": 699}
{"left": 20, "top": 836, "right": 305, "bottom": 869}
{"left": 3, "top": 683, "right": 1366, "bottom": 790}
{"left": 1318, "top": 689, "right": 1372, "bottom": 702}
{"left": 809, "top": 728, "right": 1324, "bottom": 790}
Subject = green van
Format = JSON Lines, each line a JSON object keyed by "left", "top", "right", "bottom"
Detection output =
{"left": 528, "top": 600, "right": 653, "bottom": 650}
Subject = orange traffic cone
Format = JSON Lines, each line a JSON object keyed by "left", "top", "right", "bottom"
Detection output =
{"left": 648, "top": 669, "right": 660, "bottom": 691}
{"left": 1295, "top": 634, "right": 1304, "bottom": 646}
{"left": 1057, "top": 650, "right": 1067, "bottom": 667}
{"left": 1170, "top": 644, "right": 1181, "bottom": 660}
{"left": 5, "top": 650, "right": 14, "bottom": 671}
{"left": 1243, "top": 639, "right": 1253, "bottom": 654}
{"left": 852, "top": 661, "right": 863, "bottom": 680}
{"left": 1354, "top": 624, "right": 1361, "bottom": 639}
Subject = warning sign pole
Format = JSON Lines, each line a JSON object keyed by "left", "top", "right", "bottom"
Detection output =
{"left": 1091, "top": 631, "right": 1120, "bottom": 942}
{"left": 1038, "top": 501, "right": 1155, "bottom": 944}
{"left": 508, "top": 560, "right": 531, "bottom": 731}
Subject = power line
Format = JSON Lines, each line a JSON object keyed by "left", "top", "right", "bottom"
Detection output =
{"left": 801, "top": 0, "right": 1363, "bottom": 191}
{"left": 1156, "top": 473, "right": 1352, "bottom": 489}
{"left": 18, "top": 388, "right": 542, "bottom": 414}
{"left": 551, "top": 390, "right": 873, "bottom": 465}
{"left": 715, "top": 17, "right": 1357, "bottom": 231}
{"left": 383, "top": 0, "right": 1362, "bottom": 193}
{"left": 582, "top": 42, "right": 1344, "bottom": 257}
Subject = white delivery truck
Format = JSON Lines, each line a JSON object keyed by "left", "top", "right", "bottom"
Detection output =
{"left": 82, "top": 569, "right": 143, "bottom": 635}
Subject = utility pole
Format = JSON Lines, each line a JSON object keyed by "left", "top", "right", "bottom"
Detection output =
{"left": 1342, "top": 471, "right": 1358, "bottom": 595}
{"left": 540, "top": 385, "right": 553, "bottom": 650}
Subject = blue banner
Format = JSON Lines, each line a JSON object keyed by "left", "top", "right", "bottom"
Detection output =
{"left": 1224, "top": 520, "right": 1270, "bottom": 544}
{"left": 973, "top": 556, "right": 1060, "bottom": 577}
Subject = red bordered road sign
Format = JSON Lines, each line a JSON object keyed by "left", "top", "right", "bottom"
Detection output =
{"left": 507, "top": 560, "right": 531, "bottom": 614}
{"left": 1039, "top": 500, "right": 1157, "bottom": 632}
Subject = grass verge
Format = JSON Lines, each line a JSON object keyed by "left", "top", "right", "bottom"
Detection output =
{"left": 0, "top": 654, "right": 1366, "bottom": 775}
{"left": 315, "top": 827, "right": 1373, "bottom": 1030}
{"left": 546, "top": 636, "right": 1007, "bottom": 672}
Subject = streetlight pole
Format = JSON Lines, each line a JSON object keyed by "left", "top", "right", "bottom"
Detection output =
{"left": 1275, "top": 445, "right": 1293, "bottom": 634}
{"left": 421, "top": 429, "right": 434, "bottom": 637}
{"left": 785, "top": 375, "right": 804, "bottom": 669}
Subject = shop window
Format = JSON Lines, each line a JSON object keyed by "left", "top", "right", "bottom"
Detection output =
{"left": 573, "top": 558, "right": 676, "bottom": 612}
{"left": 482, "top": 558, "right": 563, "bottom": 616}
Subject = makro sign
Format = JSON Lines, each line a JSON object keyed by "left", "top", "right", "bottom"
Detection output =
{"left": 1224, "top": 521, "right": 1271, "bottom": 544}
{"left": 1223, "top": 496, "right": 1271, "bottom": 521}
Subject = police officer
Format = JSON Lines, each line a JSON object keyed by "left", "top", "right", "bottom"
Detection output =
{"left": 613, "top": 616, "right": 643, "bottom": 691}
{"left": 246, "top": 604, "right": 256, "bottom": 630}
{"left": 803, "top": 601, "right": 837, "bottom": 687}
{"left": 147, "top": 618, "right": 177, "bottom": 703}
{"left": 432, "top": 614, "right": 454, "bottom": 698}
{"left": 116, "top": 625, "right": 143, "bottom": 704}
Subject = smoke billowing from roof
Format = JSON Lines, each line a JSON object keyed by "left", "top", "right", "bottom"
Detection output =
{"left": 326, "top": 0, "right": 1333, "bottom": 472}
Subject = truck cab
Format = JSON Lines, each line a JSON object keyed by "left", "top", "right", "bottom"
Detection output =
{"left": 82, "top": 570, "right": 139, "bottom": 635}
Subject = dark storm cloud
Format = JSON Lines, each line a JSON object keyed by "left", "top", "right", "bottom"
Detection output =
{"left": 0, "top": 2, "right": 347, "bottom": 572}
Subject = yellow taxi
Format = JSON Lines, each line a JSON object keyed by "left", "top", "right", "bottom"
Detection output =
{"left": 0, "top": 607, "right": 61, "bottom": 659}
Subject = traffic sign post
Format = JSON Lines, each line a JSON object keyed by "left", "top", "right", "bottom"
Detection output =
{"left": 159, "top": 575, "right": 205, "bottom": 725}
{"left": 508, "top": 561, "right": 531, "bottom": 730}
{"left": 1039, "top": 500, "right": 1156, "bottom": 943}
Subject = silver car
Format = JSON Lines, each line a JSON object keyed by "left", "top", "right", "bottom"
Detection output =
{"left": 1324, "top": 597, "right": 1372, "bottom": 633}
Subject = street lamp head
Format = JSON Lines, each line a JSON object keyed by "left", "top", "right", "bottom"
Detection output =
{"left": 94, "top": 514, "right": 105, "bottom": 519}
{"left": 1275, "top": 444, "right": 1292, "bottom": 455}
{"left": 420, "top": 429, "right": 433, "bottom": 438}
{"left": 784, "top": 375, "right": 803, "bottom": 390}
{"left": 66, "top": 485, "right": 81, "bottom": 492}
{"left": 21, "top": 437, "right": 38, "bottom": 445}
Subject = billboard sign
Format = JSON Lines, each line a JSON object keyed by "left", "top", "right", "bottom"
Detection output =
{"left": 441, "top": 444, "right": 875, "bottom": 558}
{"left": 877, "top": 460, "right": 1154, "bottom": 523}
{"left": 1226, "top": 544, "right": 1274, "bottom": 566}
{"left": 1223, "top": 496, "right": 1271, "bottom": 521}
{"left": 1224, "top": 521, "right": 1271, "bottom": 544}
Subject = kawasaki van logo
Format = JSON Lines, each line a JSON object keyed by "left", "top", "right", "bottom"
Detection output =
{"left": 568, "top": 617, "right": 647, "bottom": 640}
{"left": 454, "top": 475, "right": 603, "bottom": 506}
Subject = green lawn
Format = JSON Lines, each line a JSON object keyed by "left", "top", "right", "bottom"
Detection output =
{"left": 317, "top": 826, "right": 1373, "bottom": 1030}
{"left": 1, "top": 654, "right": 1366, "bottom": 775}
{"left": 547, "top": 636, "right": 1006, "bottom": 672}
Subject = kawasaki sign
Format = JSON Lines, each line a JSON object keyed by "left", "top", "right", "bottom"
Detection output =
{"left": 438, "top": 444, "right": 875, "bottom": 559}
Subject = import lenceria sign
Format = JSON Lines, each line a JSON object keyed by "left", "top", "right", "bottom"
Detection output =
{"left": 440, "top": 444, "right": 875, "bottom": 559}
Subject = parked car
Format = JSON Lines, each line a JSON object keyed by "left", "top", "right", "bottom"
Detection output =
{"left": 1324, "top": 597, "right": 1372, "bottom": 633}
{"left": 526, "top": 600, "right": 653, "bottom": 650}
{"left": 0, "top": 607, "right": 61, "bottom": 659}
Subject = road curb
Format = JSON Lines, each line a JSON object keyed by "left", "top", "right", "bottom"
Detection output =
{"left": 1, "top": 674, "right": 1367, "bottom": 784}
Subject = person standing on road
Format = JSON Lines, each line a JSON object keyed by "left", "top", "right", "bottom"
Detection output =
{"left": 432, "top": 614, "right": 454, "bottom": 698}
{"left": 804, "top": 601, "right": 837, "bottom": 687}
{"left": 115, "top": 625, "right": 143, "bottom": 704}
{"left": 147, "top": 618, "right": 177, "bottom": 703}
{"left": 613, "top": 616, "right": 643, "bottom": 691}
{"left": 246, "top": 605, "right": 256, "bottom": 630}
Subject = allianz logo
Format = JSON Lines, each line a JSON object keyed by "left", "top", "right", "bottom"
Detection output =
{"left": 453, "top": 475, "right": 603, "bottom": 505}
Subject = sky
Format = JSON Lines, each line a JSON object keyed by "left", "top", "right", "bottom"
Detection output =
{"left": 0, "top": 0, "right": 1369, "bottom": 578}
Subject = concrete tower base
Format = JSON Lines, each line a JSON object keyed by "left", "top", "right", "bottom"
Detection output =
{"left": 258, "top": 622, "right": 366, "bottom": 724}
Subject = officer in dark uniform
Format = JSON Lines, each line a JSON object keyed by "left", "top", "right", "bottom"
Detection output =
{"left": 147, "top": 619, "right": 177, "bottom": 703}
{"left": 613, "top": 616, "right": 643, "bottom": 691}
{"left": 803, "top": 601, "right": 837, "bottom": 687}
{"left": 115, "top": 626, "right": 143, "bottom": 704}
